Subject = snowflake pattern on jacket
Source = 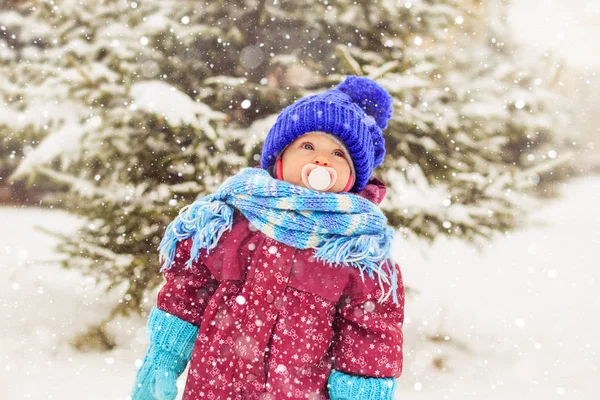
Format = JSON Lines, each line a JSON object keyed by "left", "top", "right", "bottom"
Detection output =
{"left": 156, "top": 177, "right": 405, "bottom": 399}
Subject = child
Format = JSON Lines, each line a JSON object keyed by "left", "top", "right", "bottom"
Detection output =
{"left": 131, "top": 76, "right": 405, "bottom": 400}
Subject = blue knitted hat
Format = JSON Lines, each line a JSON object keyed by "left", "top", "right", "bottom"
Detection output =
{"left": 260, "top": 76, "right": 393, "bottom": 192}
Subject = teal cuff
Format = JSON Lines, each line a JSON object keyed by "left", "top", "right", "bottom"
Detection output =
{"left": 148, "top": 306, "right": 198, "bottom": 360}
{"left": 328, "top": 369, "right": 397, "bottom": 400}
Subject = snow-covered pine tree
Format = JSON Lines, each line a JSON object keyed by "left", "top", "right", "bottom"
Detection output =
{"left": 3, "top": 0, "right": 253, "bottom": 348}
{"left": 0, "top": 1, "right": 52, "bottom": 203}
{"left": 474, "top": 0, "right": 577, "bottom": 192}
{"left": 3, "top": 0, "right": 569, "bottom": 349}
{"left": 374, "top": 0, "right": 572, "bottom": 240}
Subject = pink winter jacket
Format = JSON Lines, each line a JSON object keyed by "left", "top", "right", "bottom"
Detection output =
{"left": 156, "top": 177, "right": 405, "bottom": 399}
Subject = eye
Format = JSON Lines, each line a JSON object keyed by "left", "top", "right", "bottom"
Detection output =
{"left": 301, "top": 142, "right": 314, "bottom": 150}
{"left": 333, "top": 150, "right": 345, "bottom": 157}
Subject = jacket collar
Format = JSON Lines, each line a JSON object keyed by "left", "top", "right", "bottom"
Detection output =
{"left": 354, "top": 176, "right": 387, "bottom": 206}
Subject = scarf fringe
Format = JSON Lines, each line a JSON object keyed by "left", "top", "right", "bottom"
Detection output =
{"left": 315, "top": 226, "right": 399, "bottom": 303}
{"left": 158, "top": 196, "right": 234, "bottom": 271}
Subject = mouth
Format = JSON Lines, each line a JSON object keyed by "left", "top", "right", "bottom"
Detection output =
{"left": 301, "top": 164, "right": 338, "bottom": 191}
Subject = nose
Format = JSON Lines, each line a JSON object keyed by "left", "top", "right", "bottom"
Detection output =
{"left": 313, "top": 155, "right": 330, "bottom": 167}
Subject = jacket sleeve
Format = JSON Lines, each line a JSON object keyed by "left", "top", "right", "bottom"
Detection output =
{"left": 156, "top": 237, "right": 219, "bottom": 326}
{"left": 331, "top": 263, "right": 405, "bottom": 379}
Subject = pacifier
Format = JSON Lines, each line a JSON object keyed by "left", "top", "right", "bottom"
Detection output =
{"left": 301, "top": 163, "right": 338, "bottom": 191}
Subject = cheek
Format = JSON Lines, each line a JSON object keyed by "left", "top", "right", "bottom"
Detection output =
{"left": 337, "top": 172, "right": 352, "bottom": 191}
{"left": 330, "top": 163, "right": 352, "bottom": 191}
{"left": 334, "top": 160, "right": 351, "bottom": 179}
{"left": 281, "top": 154, "right": 305, "bottom": 182}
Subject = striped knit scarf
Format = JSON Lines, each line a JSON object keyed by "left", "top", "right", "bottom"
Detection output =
{"left": 158, "top": 167, "right": 399, "bottom": 303}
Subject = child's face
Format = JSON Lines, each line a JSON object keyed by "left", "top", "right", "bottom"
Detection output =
{"left": 280, "top": 132, "right": 353, "bottom": 193}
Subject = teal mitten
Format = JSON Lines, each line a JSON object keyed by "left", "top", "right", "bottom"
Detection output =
{"left": 131, "top": 307, "right": 198, "bottom": 400}
{"left": 328, "top": 369, "right": 397, "bottom": 400}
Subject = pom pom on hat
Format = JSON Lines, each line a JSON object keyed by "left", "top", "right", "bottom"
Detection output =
{"left": 337, "top": 76, "right": 393, "bottom": 130}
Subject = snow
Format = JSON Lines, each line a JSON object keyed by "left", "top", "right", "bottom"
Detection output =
{"left": 0, "top": 10, "right": 53, "bottom": 41}
{"left": 1, "top": 175, "right": 599, "bottom": 399}
{"left": 130, "top": 80, "right": 226, "bottom": 130}
{"left": 395, "top": 175, "right": 600, "bottom": 399}
{"left": 508, "top": 0, "right": 600, "bottom": 69}
{"left": 9, "top": 122, "right": 85, "bottom": 181}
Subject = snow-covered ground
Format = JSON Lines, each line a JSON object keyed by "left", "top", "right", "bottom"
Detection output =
{"left": 1, "top": 175, "right": 599, "bottom": 400}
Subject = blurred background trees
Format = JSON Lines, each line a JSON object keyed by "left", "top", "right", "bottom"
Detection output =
{"left": 1, "top": 0, "right": 574, "bottom": 349}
